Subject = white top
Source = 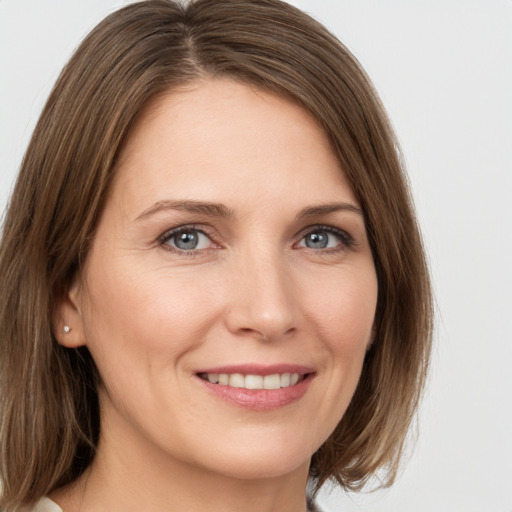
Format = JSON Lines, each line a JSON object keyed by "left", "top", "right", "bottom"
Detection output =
{"left": 30, "top": 497, "right": 63, "bottom": 512}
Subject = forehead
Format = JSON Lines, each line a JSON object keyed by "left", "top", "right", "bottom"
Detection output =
{"left": 111, "top": 78, "right": 358, "bottom": 215}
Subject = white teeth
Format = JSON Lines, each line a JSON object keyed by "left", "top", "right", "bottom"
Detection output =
{"left": 207, "top": 373, "right": 219, "bottom": 384}
{"left": 229, "top": 373, "right": 245, "bottom": 388}
{"left": 245, "top": 375, "right": 263, "bottom": 389}
{"left": 280, "top": 373, "right": 291, "bottom": 387}
{"left": 204, "top": 372, "right": 303, "bottom": 390}
{"left": 263, "top": 374, "right": 281, "bottom": 390}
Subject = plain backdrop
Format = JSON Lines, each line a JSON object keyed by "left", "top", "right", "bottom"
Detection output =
{"left": 1, "top": 1, "right": 511, "bottom": 511}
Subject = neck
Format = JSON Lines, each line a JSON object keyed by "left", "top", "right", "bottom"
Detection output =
{"left": 51, "top": 414, "right": 311, "bottom": 512}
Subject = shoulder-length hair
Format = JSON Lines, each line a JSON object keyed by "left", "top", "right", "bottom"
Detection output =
{"left": 0, "top": 0, "right": 432, "bottom": 509}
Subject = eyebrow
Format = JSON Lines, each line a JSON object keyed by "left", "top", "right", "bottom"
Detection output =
{"left": 296, "top": 202, "right": 363, "bottom": 218}
{"left": 133, "top": 199, "right": 362, "bottom": 223}
{"left": 133, "top": 200, "right": 234, "bottom": 222}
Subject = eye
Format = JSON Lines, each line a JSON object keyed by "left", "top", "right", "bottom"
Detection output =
{"left": 161, "top": 227, "right": 213, "bottom": 252}
{"left": 296, "top": 226, "right": 353, "bottom": 251}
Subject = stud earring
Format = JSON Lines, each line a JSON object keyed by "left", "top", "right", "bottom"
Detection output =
{"left": 62, "top": 325, "right": 71, "bottom": 334}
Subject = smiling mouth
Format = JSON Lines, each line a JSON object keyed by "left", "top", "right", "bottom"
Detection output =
{"left": 198, "top": 372, "right": 308, "bottom": 390}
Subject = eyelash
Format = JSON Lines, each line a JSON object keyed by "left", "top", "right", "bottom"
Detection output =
{"left": 158, "top": 224, "right": 356, "bottom": 255}
{"left": 297, "top": 225, "right": 356, "bottom": 252}
{"left": 159, "top": 224, "right": 217, "bottom": 257}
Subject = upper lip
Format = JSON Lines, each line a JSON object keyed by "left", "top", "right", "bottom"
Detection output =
{"left": 195, "top": 364, "right": 315, "bottom": 376}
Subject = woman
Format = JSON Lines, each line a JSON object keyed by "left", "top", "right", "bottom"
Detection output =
{"left": 0, "top": 1, "right": 432, "bottom": 511}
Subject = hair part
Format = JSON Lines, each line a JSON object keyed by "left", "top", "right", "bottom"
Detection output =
{"left": 0, "top": 0, "right": 432, "bottom": 509}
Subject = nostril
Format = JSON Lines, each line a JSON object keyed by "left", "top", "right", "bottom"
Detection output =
{"left": 237, "top": 327, "right": 296, "bottom": 343}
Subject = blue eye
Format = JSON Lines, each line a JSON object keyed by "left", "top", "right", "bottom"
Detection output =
{"left": 303, "top": 231, "right": 330, "bottom": 249}
{"left": 162, "top": 228, "right": 212, "bottom": 251}
{"left": 298, "top": 227, "right": 352, "bottom": 250}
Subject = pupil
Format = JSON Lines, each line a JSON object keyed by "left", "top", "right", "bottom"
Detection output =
{"left": 176, "top": 231, "right": 198, "bottom": 250}
{"left": 306, "top": 232, "right": 328, "bottom": 249}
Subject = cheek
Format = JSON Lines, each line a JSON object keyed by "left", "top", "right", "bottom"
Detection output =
{"left": 80, "top": 256, "right": 220, "bottom": 369}
{"left": 306, "top": 267, "right": 377, "bottom": 351}
{"left": 306, "top": 266, "right": 377, "bottom": 404}
{"left": 284, "top": 267, "right": 377, "bottom": 449}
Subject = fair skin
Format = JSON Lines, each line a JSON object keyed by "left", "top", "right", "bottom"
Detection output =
{"left": 53, "top": 78, "right": 378, "bottom": 512}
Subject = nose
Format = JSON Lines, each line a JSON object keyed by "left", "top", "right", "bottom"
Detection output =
{"left": 224, "top": 248, "right": 298, "bottom": 342}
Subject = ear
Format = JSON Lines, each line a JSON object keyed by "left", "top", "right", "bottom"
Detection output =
{"left": 53, "top": 281, "right": 87, "bottom": 348}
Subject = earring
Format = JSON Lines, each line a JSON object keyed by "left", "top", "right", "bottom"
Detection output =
{"left": 62, "top": 325, "right": 71, "bottom": 334}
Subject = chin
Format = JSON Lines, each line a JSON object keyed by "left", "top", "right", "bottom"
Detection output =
{"left": 204, "top": 452, "right": 310, "bottom": 481}
{"left": 185, "top": 429, "right": 322, "bottom": 481}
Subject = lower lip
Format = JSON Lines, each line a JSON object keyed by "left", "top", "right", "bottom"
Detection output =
{"left": 198, "top": 375, "right": 314, "bottom": 411}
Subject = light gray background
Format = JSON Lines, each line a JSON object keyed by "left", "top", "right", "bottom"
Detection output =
{"left": 1, "top": 1, "right": 511, "bottom": 511}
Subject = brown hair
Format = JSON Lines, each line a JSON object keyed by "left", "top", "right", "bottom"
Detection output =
{"left": 0, "top": 0, "right": 432, "bottom": 509}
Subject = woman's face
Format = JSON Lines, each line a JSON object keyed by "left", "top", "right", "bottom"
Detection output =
{"left": 63, "top": 79, "right": 377, "bottom": 480}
